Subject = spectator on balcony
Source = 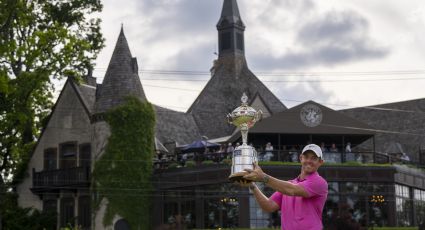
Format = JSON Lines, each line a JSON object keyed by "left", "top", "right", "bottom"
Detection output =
{"left": 345, "top": 142, "right": 355, "bottom": 162}
{"left": 320, "top": 142, "right": 328, "bottom": 153}
{"left": 263, "top": 142, "right": 274, "bottom": 161}
{"left": 289, "top": 145, "right": 298, "bottom": 162}
{"left": 226, "top": 143, "right": 234, "bottom": 157}
{"left": 345, "top": 142, "right": 352, "bottom": 153}
{"left": 330, "top": 143, "right": 338, "bottom": 152}
{"left": 180, "top": 152, "right": 188, "bottom": 166}
{"left": 217, "top": 144, "right": 226, "bottom": 161}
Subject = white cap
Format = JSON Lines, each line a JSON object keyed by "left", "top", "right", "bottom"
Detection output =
{"left": 301, "top": 144, "right": 323, "bottom": 158}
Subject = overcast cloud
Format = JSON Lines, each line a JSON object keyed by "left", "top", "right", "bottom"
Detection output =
{"left": 92, "top": 0, "right": 425, "bottom": 111}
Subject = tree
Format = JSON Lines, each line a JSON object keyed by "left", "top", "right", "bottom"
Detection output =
{"left": 0, "top": 0, "right": 104, "bottom": 227}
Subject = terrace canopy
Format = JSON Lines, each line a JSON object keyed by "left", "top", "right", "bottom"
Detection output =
{"left": 229, "top": 101, "right": 376, "bottom": 149}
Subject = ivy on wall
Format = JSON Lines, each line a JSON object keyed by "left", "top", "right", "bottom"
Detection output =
{"left": 93, "top": 96, "right": 155, "bottom": 229}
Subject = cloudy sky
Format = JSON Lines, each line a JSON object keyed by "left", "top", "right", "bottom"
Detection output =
{"left": 91, "top": 0, "right": 425, "bottom": 112}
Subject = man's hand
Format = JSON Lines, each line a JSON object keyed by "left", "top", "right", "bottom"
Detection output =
{"left": 243, "top": 162, "right": 266, "bottom": 182}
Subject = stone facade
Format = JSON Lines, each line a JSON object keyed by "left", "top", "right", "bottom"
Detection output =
{"left": 16, "top": 80, "right": 93, "bottom": 226}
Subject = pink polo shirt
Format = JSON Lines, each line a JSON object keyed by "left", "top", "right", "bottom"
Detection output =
{"left": 270, "top": 171, "right": 328, "bottom": 230}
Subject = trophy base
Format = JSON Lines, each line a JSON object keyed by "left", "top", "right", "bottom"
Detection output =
{"left": 229, "top": 172, "right": 253, "bottom": 185}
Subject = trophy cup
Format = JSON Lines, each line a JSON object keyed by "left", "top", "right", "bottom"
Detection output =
{"left": 227, "top": 93, "right": 262, "bottom": 184}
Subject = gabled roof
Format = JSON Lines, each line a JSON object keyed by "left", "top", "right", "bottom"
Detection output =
{"left": 70, "top": 80, "right": 96, "bottom": 115}
{"left": 341, "top": 98, "right": 425, "bottom": 157}
{"left": 27, "top": 78, "right": 92, "bottom": 159}
{"left": 187, "top": 58, "right": 286, "bottom": 139}
{"left": 249, "top": 101, "right": 375, "bottom": 135}
{"left": 95, "top": 27, "right": 146, "bottom": 114}
{"left": 155, "top": 105, "right": 201, "bottom": 146}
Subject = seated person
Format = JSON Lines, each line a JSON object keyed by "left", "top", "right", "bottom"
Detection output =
{"left": 330, "top": 143, "right": 338, "bottom": 152}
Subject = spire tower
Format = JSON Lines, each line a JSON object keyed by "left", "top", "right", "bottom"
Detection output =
{"left": 217, "top": 0, "right": 245, "bottom": 57}
{"left": 95, "top": 27, "right": 147, "bottom": 114}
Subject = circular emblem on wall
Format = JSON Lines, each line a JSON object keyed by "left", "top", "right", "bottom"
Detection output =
{"left": 300, "top": 104, "right": 323, "bottom": 127}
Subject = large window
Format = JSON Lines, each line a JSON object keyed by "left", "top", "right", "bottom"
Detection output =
{"left": 78, "top": 196, "right": 91, "bottom": 230}
{"left": 60, "top": 142, "right": 77, "bottom": 169}
{"left": 204, "top": 183, "right": 239, "bottom": 229}
{"left": 323, "top": 182, "right": 390, "bottom": 229}
{"left": 163, "top": 190, "right": 197, "bottom": 229}
{"left": 414, "top": 189, "right": 425, "bottom": 226}
{"left": 396, "top": 184, "right": 412, "bottom": 226}
{"left": 250, "top": 184, "right": 274, "bottom": 228}
{"left": 323, "top": 182, "right": 339, "bottom": 228}
{"left": 368, "top": 183, "right": 389, "bottom": 227}
{"left": 43, "top": 199, "right": 58, "bottom": 230}
{"left": 60, "top": 197, "right": 75, "bottom": 228}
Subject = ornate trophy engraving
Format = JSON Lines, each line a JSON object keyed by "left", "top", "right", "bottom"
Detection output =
{"left": 227, "top": 93, "right": 262, "bottom": 183}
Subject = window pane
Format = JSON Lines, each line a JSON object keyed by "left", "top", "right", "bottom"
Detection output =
{"left": 236, "top": 33, "right": 244, "bottom": 51}
{"left": 60, "top": 143, "right": 77, "bottom": 169}
{"left": 60, "top": 197, "right": 75, "bottom": 228}
{"left": 79, "top": 144, "right": 91, "bottom": 168}
{"left": 78, "top": 196, "right": 91, "bottom": 229}
{"left": 43, "top": 199, "right": 58, "bottom": 230}
{"left": 44, "top": 148, "right": 57, "bottom": 170}
{"left": 328, "top": 182, "right": 338, "bottom": 194}
{"left": 220, "top": 32, "right": 231, "bottom": 51}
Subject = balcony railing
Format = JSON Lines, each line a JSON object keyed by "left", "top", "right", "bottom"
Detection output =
{"left": 156, "top": 149, "right": 424, "bottom": 171}
{"left": 32, "top": 167, "right": 90, "bottom": 190}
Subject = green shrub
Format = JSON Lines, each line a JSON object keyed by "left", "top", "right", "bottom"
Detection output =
{"left": 372, "top": 227, "right": 418, "bottom": 230}
{"left": 168, "top": 162, "right": 180, "bottom": 169}
{"left": 222, "top": 158, "right": 232, "bottom": 165}
{"left": 2, "top": 206, "right": 57, "bottom": 229}
{"left": 202, "top": 160, "right": 215, "bottom": 165}
{"left": 185, "top": 160, "right": 196, "bottom": 167}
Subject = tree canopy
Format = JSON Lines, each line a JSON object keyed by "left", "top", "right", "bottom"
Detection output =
{"left": 0, "top": 0, "right": 104, "bottom": 226}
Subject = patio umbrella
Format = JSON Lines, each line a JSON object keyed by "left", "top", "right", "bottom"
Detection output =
{"left": 181, "top": 140, "right": 220, "bottom": 153}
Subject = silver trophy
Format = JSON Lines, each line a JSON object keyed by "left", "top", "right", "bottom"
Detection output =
{"left": 227, "top": 93, "right": 262, "bottom": 183}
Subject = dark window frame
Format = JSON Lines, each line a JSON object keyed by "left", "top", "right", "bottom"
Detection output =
{"left": 78, "top": 196, "right": 91, "bottom": 229}
{"left": 44, "top": 148, "right": 58, "bottom": 170}
{"left": 220, "top": 32, "right": 232, "bottom": 51}
{"left": 79, "top": 143, "right": 91, "bottom": 169}
{"left": 236, "top": 33, "right": 244, "bottom": 51}
{"left": 60, "top": 197, "right": 75, "bottom": 228}
{"left": 59, "top": 142, "right": 77, "bottom": 169}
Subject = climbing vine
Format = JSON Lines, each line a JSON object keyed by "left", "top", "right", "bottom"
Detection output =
{"left": 93, "top": 96, "right": 155, "bottom": 229}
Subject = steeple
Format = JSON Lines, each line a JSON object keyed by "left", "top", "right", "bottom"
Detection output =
{"left": 188, "top": 0, "right": 286, "bottom": 139}
{"left": 95, "top": 27, "right": 147, "bottom": 114}
{"left": 217, "top": 0, "right": 245, "bottom": 57}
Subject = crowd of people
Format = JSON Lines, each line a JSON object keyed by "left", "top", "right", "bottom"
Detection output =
{"left": 154, "top": 140, "right": 412, "bottom": 169}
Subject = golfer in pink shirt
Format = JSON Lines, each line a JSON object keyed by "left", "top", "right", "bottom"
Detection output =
{"left": 243, "top": 144, "right": 328, "bottom": 230}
